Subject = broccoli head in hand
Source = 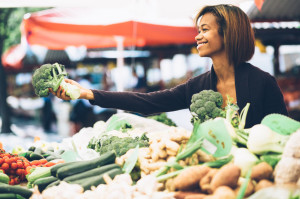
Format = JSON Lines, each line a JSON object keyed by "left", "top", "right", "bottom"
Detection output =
{"left": 32, "top": 63, "right": 80, "bottom": 100}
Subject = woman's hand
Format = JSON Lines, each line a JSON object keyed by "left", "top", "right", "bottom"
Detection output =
{"left": 49, "top": 79, "right": 94, "bottom": 100}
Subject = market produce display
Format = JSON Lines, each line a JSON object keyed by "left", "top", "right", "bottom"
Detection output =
{"left": 1, "top": 89, "right": 300, "bottom": 199}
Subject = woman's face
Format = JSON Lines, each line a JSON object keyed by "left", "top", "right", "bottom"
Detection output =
{"left": 195, "top": 13, "right": 225, "bottom": 58}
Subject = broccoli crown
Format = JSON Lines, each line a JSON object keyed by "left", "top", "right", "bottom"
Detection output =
{"left": 32, "top": 63, "right": 67, "bottom": 97}
{"left": 190, "top": 90, "right": 225, "bottom": 123}
{"left": 89, "top": 135, "right": 150, "bottom": 157}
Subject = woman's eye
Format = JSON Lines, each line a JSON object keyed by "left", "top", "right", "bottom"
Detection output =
{"left": 202, "top": 29, "right": 208, "bottom": 32}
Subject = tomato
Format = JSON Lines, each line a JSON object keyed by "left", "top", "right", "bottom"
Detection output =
{"left": 1, "top": 162, "right": 9, "bottom": 170}
{"left": 17, "top": 161, "right": 24, "bottom": 169}
{"left": 11, "top": 162, "right": 18, "bottom": 170}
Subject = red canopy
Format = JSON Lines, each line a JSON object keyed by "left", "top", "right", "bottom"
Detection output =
{"left": 21, "top": 8, "right": 198, "bottom": 50}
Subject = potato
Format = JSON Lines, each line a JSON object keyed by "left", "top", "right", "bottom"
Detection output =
{"left": 234, "top": 179, "right": 255, "bottom": 197}
{"left": 174, "top": 165, "right": 210, "bottom": 190}
{"left": 199, "top": 168, "right": 218, "bottom": 194}
{"left": 203, "top": 186, "right": 236, "bottom": 199}
{"left": 210, "top": 163, "right": 241, "bottom": 191}
{"left": 251, "top": 162, "right": 273, "bottom": 181}
{"left": 255, "top": 179, "right": 273, "bottom": 192}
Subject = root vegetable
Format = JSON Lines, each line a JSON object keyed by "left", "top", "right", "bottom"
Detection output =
{"left": 197, "top": 150, "right": 216, "bottom": 163}
{"left": 251, "top": 162, "right": 273, "bottom": 181}
{"left": 166, "top": 140, "right": 180, "bottom": 152}
{"left": 199, "top": 168, "right": 218, "bottom": 194}
{"left": 174, "top": 165, "right": 210, "bottom": 190}
{"left": 255, "top": 179, "right": 273, "bottom": 192}
{"left": 174, "top": 192, "right": 206, "bottom": 199}
{"left": 185, "top": 193, "right": 207, "bottom": 199}
{"left": 210, "top": 163, "right": 241, "bottom": 191}
{"left": 158, "top": 149, "right": 168, "bottom": 159}
{"left": 203, "top": 186, "right": 236, "bottom": 199}
{"left": 167, "top": 149, "right": 177, "bottom": 156}
{"left": 235, "top": 178, "right": 255, "bottom": 197}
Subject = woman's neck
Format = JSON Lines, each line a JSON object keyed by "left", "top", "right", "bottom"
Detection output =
{"left": 212, "top": 56, "right": 235, "bottom": 83}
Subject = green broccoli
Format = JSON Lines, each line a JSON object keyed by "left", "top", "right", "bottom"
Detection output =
{"left": 88, "top": 135, "right": 150, "bottom": 157}
{"left": 32, "top": 63, "right": 80, "bottom": 100}
{"left": 190, "top": 90, "right": 225, "bottom": 123}
{"left": 147, "top": 113, "right": 177, "bottom": 127}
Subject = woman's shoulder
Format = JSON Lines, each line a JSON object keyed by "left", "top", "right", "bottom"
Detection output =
{"left": 241, "top": 63, "right": 275, "bottom": 81}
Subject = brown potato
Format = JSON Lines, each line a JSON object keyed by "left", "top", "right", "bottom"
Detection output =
{"left": 255, "top": 179, "right": 274, "bottom": 192}
{"left": 210, "top": 163, "right": 241, "bottom": 191}
{"left": 174, "top": 165, "right": 211, "bottom": 190}
{"left": 251, "top": 162, "right": 273, "bottom": 182}
{"left": 199, "top": 168, "right": 218, "bottom": 194}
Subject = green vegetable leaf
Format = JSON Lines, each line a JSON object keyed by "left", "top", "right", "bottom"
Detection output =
{"left": 236, "top": 169, "right": 252, "bottom": 199}
{"left": 188, "top": 118, "right": 232, "bottom": 157}
{"left": 122, "top": 145, "right": 139, "bottom": 174}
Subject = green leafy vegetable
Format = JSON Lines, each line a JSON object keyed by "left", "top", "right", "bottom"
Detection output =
{"left": 148, "top": 113, "right": 177, "bottom": 126}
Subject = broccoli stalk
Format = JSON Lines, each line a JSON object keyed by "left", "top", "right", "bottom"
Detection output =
{"left": 32, "top": 63, "right": 80, "bottom": 100}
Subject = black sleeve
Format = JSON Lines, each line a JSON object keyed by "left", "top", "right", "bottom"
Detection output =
{"left": 263, "top": 75, "right": 288, "bottom": 116}
{"left": 89, "top": 82, "right": 190, "bottom": 115}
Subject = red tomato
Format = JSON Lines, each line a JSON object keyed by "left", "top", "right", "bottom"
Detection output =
{"left": 1, "top": 163, "right": 9, "bottom": 170}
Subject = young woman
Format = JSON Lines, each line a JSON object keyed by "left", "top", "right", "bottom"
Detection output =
{"left": 51, "top": 4, "right": 288, "bottom": 128}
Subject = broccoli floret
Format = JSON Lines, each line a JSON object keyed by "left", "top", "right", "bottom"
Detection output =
{"left": 190, "top": 90, "right": 225, "bottom": 123}
{"left": 147, "top": 113, "right": 177, "bottom": 127}
{"left": 32, "top": 63, "right": 80, "bottom": 100}
{"left": 97, "top": 135, "right": 149, "bottom": 157}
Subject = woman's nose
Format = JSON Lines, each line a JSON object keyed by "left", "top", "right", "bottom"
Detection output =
{"left": 195, "top": 32, "right": 202, "bottom": 41}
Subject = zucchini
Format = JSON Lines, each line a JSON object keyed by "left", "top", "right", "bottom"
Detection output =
{"left": 0, "top": 193, "right": 17, "bottom": 199}
{"left": 0, "top": 184, "right": 33, "bottom": 199}
{"left": 79, "top": 168, "right": 123, "bottom": 191}
{"left": 50, "top": 162, "right": 76, "bottom": 177}
{"left": 29, "top": 153, "right": 44, "bottom": 161}
{"left": 33, "top": 176, "right": 58, "bottom": 193}
{"left": 28, "top": 146, "right": 36, "bottom": 152}
{"left": 45, "top": 179, "right": 60, "bottom": 190}
{"left": 63, "top": 164, "right": 120, "bottom": 182}
{"left": 57, "top": 151, "right": 116, "bottom": 179}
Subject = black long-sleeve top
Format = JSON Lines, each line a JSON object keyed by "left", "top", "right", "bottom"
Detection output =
{"left": 90, "top": 63, "right": 288, "bottom": 128}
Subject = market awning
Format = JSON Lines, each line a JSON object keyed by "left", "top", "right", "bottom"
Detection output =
{"left": 21, "top": 7, "right": 198, "bottom": 50}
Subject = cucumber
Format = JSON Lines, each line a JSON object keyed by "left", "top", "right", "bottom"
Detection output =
{"left": 33, "top": 176, "right": 58, "bottom": 193}
{"left": 63, "top": 164, "right": 120, "bottom": 182}
{"left": 45, "top": 179, "right": 61, "bottom": 190}
{"left": 57, "top": 151, "right": 116, "bottom": 179}
{"left": 29, "top": 153, "right": 44, "bottom": 161}
{"left": 0, "top": 184, "right": 33, "bottom": 199}
{"left": 28, "top": 146, "right": 36, "bottom": 152}
{"left": 50, "top": 162, "right": 76, "bottom": 177}
{"left": 0, "top": 193, "right": 17, "bottom": 199}
{"left": 79, "top": 168, "right": 123, "bottom": 191}
{"left": 33, "top": 147, "right": 43, "bottom": 155}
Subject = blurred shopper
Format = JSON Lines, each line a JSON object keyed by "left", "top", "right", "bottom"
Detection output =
{"left": 69, "top": 74, "right": 96, "bottom": 133}
{"left": 41, "top": 96, "right": 56, "bottom": 133}
{"left": 51, "top": 4, "right": 288, "bottom": 128}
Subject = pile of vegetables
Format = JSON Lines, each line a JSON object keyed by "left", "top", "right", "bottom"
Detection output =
{"left": 26, "top": 151, "right": 121, "bottom": 193}
{"left": 32, "top": 63, "right": 80, "bottom": 100}
{"left": 0, "top": 148, "right": 56, "bottom": 186}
